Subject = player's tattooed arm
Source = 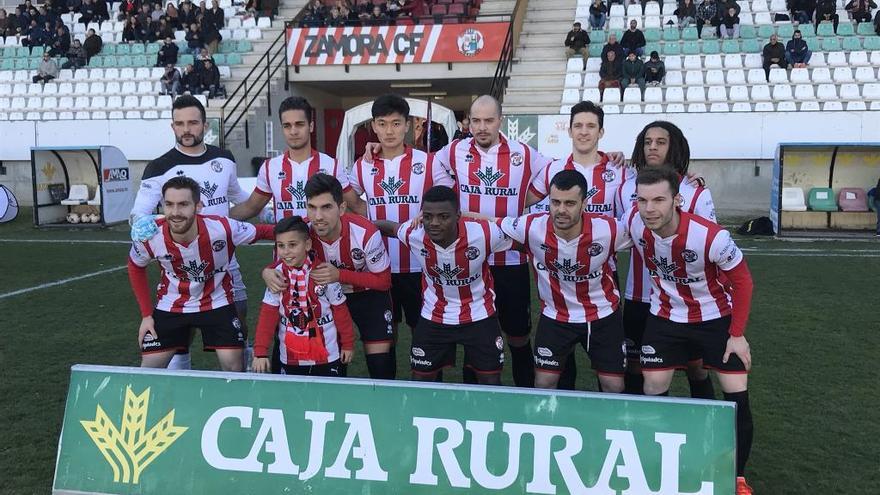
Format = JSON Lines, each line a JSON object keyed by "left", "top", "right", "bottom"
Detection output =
{"left": 373, "top": 219, "right": 401, "bottom": 237}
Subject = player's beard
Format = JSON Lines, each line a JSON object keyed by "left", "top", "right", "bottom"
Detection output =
{"left": 176, "top": 131, "right": 205, "bottom": 148}
{"left": 168, "top": 215, "right": 196, "bottom": 235}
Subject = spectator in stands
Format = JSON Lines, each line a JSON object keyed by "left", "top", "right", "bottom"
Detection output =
{"left": 356, "top": 0, "right": 372, "bottom": 22}
{"left": 588, "top": 0, "right": 607, "bottom": 29}
{"left": 195, "top": 47, "right": 213, "bottom": 70}
{"left": 621, "top": 51, "right": 646, "bottom": 94}
{"left": 160, "top": 64, "right": 181, "bottom": 95}
{"left": 564, "top": 22, "right": 590, "bottom": 70}
{"left": 202, "top": 16, "right": 221, "bottom": 54}
{"left": 135, "top": 12, "right": 153, "bottom": 42}
{"left": 602, "top": 34, "right": 625, "bottom": 70}
{"left": 454, "top": 117, "right": 472, "bottom": 140}
{"left": 21, "top": 20, "right": 42, "bottom": 51}
{"left": 61, "top": 38, "right": 87, "bottom": 69}
{"left": 156, "top": 36, "right": 178, "bottom": 66}
{"left": 2, "top": 8, "right": 21, "bottom": 39}
{"left": 789, "top": 0, "right": 814, "bottom": 24}
{"left": 326, "top": 6, "right": 346, "bottom": 26}
{"left": 816, "top": 0, "right": 839, "bottom": 32}
{"left": 599, "top": 50, "right": 622, "bottom": 99}
{"left": 48, "top": 25, "right": 69, "bottom": 56}
{"left": 180, "top": 63, "right": 198, "bottom": 93}
{"left": 301, "top": 0, "right": 325, "bottom": 26}
{"left": 205, "top": 0, "right": 224, "bottom": 31}
{"left": 0, "top": 9, "right": 12, "bottom": 39}
{"left": 118, "top": 0, "right": 137, "bottom": 21}
{"left": 178, "top": 1, "right": 197, "bottom": 28}
{"left": 368, "top": 4, "right": 388, "bottom": 25}
{"left": 785, "top": 29, "right": 811, "bottom": 68}
{"left": 261, "top": 0, "right": 279, "bottom": 20}
{"left": 621, "top": 20, "right": 646, "bottom": 58}
{"left": 719, "top": 6, "right": 739, "bottom": 38}
{"left": 165, "top": 1, "right": 179, "bottom": 27}
{"left": 136, "top": 4, "right": 151, "bottom": 29}
{"left": 846, "top": 0, "right": 876, "bottom": 22}
{"left": 151, "top": 2, "right": 164, "bottom": 23}
{"left": 122, "top": 17, "right": 136, "bottom": 42}
{"left": 762, "top": 34, "right": 787, "bottom": 80}
{"left": 385, "top": 0, "right": 401, "bottom": 19}
{"left": 155, "top": 17, "right": 174, "bottom": 40}
{"left": 185, "top": 22, "right": 203, "bottom": 55}
{"left": 83, "top": 28, "right": 101, "bottom": 60}
{"left": 78, "top": 0, "right": 96, "bottom": 23}
{"left": 197, "top": 58, "right": 224, "bottom": 98}
{"left": 644, "top": 50, "right": 665, "bottom": 85}
{"left": 94, "top": 0, "right": 109, "bottom": 22}
{"left": 340, "top": 4, "right": 358, "bottom": 24}
{"left": 33, "top": 52, "right": 58, "bottom": 83}
{"left": 676, "top": 0, "right": 697, "bottom": 28}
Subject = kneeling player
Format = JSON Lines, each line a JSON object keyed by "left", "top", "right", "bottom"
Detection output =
{"left": 500, "top": 170, "right": 629, "bottom": 392}
{"left": 252, "top": 216, "right": 355, "bottom": 376}
{"left": 625, "top": 167, "right": 755, "bottom": 494}
{"left": 128, "top": 176, "right": 275, "bottom": 371}
{"left": 375, "top": 186, "right": 512, "bottom": 385}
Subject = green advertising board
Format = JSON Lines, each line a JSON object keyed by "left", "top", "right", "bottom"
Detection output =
{"left": 54, "top": 365, "right": 735, "bottom": 495}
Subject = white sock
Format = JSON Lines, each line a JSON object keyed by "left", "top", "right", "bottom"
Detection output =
{"left": 167, "top": 352, "right": 192, "bottom": 370}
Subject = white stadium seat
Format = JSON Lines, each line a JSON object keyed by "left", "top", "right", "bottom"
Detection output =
{"left": 12, "top": 83, "right": 27, "bottom": 96}
{"left": 559, "top": 105, "right": 572, "bottom": 114}
{"left": 107, "top": 96, "right": 123, "bottom": 109}
{"left": 816, "top": 84, "right": 838, "bottom": 100}
{"left": 707, "top": 86, "right": 727, "bottom": 101}
{"left": 751, "top": 85, "right": 771, "bottom": 101}
{"left": 602, "top": 88, "right": 621, "bottom": 102}
{"left": 58, "top": 96, "right": 74, "bottom": 110}
{"left": 811, "top": 68, "right": 832, "bottom": 83}
{"left": 822, "top": 101, "right": 843, "bottom": 111}
{"left": 839, "top": 83, "right": 861, "bottom": 100}
{"left": 665, "top": 87, "right": 684, "bottom": 102}
{"left": 732, "top": 102, "right": 752, "bottom": 112}
{"left": 665, "top": 103, "right": 685, "bottom": 113}
{"left": 92, "top": 96, "right": 107, "bottom": 109}
{"left": 109, "top": 111, "right": 124, "bottom": 119}
{"left": 623, "top": 88, "right": 642, "bottom": 102}
{"left": 644, "top": 103, "right": 663, "bottom": 113}
{"left": 790, "top": 68, "right": 809, "bottom": 83}
{"left": 687, "top": 103, "right": 708, "bottom": 113}
{"left": 683, "top": 55, "right": 702, "bottom": 70}
{"left": 685, "top": 70, "right": 703, "bottom": 85}
{"left": 747, "top": 69, "right": 766, "bottom": 84}
{"left": 686, "top": 86, "right": 706, "bottom": 102}
{"left": 772, "top": 84, "right": 793, "bottom": 101}
{"left": 644, "top": 87, "right": 663, "bottom": 103}
{"left": 104, "top": 68, "right": 120, "bottom": 80}
{"left": 623, "top": 104, "right": 642, "bottom": 114}
{"left": 59, "top": 111, "right": 74, "bottom": 120}
{"left": 564, "top": 73, "right": 582, "bottom": 88}
{"left": 723, "top": 53, "right": 743, "bottom": 69}
{"left": 136, "top": 81, "right": 153, "bottom": 94}
{"left": 584, "top": 72, "right": 601, "bottom": 86}
{"left": 800, "top": 101, "right": 821, "bottom": 111}
{"left": 27, "top": 84, "right": 42, "bottom": 96}
{"left": 242, "top": 18, "right": 257, "bottom": 29}
{"left": 849, "top": 51, "right": 869, "bottom": 66}
{"left": 562, "top": 89, "right": 580, "bottom": 104}
{"left": 833, "top": 68, "right": 854, "bottom": 83}
{"left": 863, "top": 83, "right": 880, "bottom": 100}
{"left": 744, "top": 53, "right": 763, "bottom": 68}
{"left": 846, "top": 101, "right": 867, "bottom": 111}
{"left": 665, "top": 71, "right": 683, "bottom": 85}
{"left": 769, "top": 68, "right": 788, "bottom": 83}
{"left": 26, "top": 97, "right": 41, "bottom": 110}
{"left": 754, "top": 102, "right": 774, "bottom": 111}
{"left": 826, "top": 52, "right": 847, "bottom": 67}
{"left": 809, "top": 52, "right": 827, "bottom": 67}
{"left": 125, "top": 111, "right": 142, "bottom": 119}
{"left": 709, "top": 103, "right": 730, "bottom": 112}
{"left": 665, "top": 56, "right": 682, "bottom": 70}
{"left": 566, "top": 58, "right": 583, "bottom": 73}
{"left": 706, "top": 70, "right": 725, "bottom": 85}
{"left": 870, "top": 51, "right": 880, "bottom": 65}
{"left": 726, "top": 69, "right": 746, "bottom": 84}
{"left": 704, "top": 54, "right": 723, "bottom": 69}
{"left": 42, "top": 97, "right": 58, "bottom": 110}
{"left": 602, "top": 104, "right": 620, "bottom": 114}
{"left": 123, "top": 95, "right": 140, "bottom": 109}
{"left": 855, "top": 67, "right": 876, "bottom": 82}
{"left": 583, "top": 88, "right": 601, "bottom": 102}
{"left": 247, "top": 29, "right": 262, "bottom": 40}
{"left": 92, "top": 82, "right": 108, "bottom": 95}
{"left": 120, "top": 81, "right": 136, "bottom": 94}
{"left": 794, "top": 84, "right": 816, "bottom": 100}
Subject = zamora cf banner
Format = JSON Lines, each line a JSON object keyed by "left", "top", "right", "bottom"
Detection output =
{"left": 54, "top": 365, "right": 735, "bottom": 494}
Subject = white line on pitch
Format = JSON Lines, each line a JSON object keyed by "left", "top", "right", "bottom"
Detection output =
{"left": 0, "top": 265, "right": 127, "bottom": 301}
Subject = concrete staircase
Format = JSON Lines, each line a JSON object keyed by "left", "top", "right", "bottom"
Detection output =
{"left": 502, "top": 0, "right": 576, "bottom": 114}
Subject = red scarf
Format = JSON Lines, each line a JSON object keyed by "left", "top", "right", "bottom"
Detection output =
{"left": 282, "top": 258, "right": 329, "bottom": 363}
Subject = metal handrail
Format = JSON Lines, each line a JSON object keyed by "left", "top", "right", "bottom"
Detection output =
{"left": 489, "top": 0, "right": 527, "bottom": 100}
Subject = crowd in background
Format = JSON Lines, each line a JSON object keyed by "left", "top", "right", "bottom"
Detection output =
{"left": 299, "top": 0, "right": 428, "bottom": 27}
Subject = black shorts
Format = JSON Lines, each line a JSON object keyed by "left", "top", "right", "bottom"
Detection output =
{"left": 534, "top": 311, "right": 626, "bottom": 376}
{"left": 640, "top": 315, "right": 747, "bottom": 373}
{"left": 489, "top": 264, "right": 531, "bottom": 338}
{"left": 144, "top": 305, "right": 245, "bottom": 354}
{"left": 410, "top": 316, "right": 504, "bottom": 375}
{"left": 346, "top": 289, "right": 395, "bottom": 344}
{"left": 624, "top": 299, "right": 702, "bottom": 363}
{"left": 281, "top": 359, "right": 343, "bottom": 377}
{"left": 391, "top": 272, "right": 422, "bottom": 329}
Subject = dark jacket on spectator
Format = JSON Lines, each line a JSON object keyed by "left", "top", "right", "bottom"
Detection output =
{"left": 204, "top": 6, "right": 224, "bottom": 30}
{"left": 65, "top": 43, "right": 87, "bottom": 64}
{"left": 198, "top": 63, "right": 220, "bottom": 87}
{"left": 762, "top": 41, "right": 785, "bottom": 62}
{"left": 622, "top": 57, "right": 645, "bottom": 80}
{"left": 786, "top": 37, "right": 809, "bottom": 59}
{"left": 589, "top": 2, "right": 608, "bottom": 16}
{"left": 185, "top": 26, "right": 203, "bottom": 49}
{"left": 620, "top": 29, "right": 646, "bottom": 51}
{"left": 644, "top": 58, "right": 665, "bottom": 80}
{"left": 156, "top": 41, "right": 178, "bottom": 65}
{"left": 565, "top": 29, "right": 590, "bottom": 50}
{"left": 601, "top": 42, "right": 625, "bottom": 69}
{"left": 83, "top": 32, "right": 102, "bottom": 57}
{"left": 721, "top": 13, "right": 739, "bottom": 28}
{"left": 600, "top": 58, "right": 621, "bottom": 80}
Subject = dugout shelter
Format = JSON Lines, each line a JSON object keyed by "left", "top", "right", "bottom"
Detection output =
{"left": 30, "top": 146, "right": 134, "bottom": 228}
{"left": 771, "top": 143, "right": 880, "bottom": 237}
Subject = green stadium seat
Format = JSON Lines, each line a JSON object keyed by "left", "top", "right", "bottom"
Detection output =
{"left": 741, "top": 39, "right": 761, "bottom": 52}
{"left": 179, "top": 54, "right": 194, "bottom": 66}
{"left": 681, "top": 27, "right": 698, "bottom": 40}
{"left": 236, "top": 40, "right": 253, "bottom": 52}
{"left": 663, "top": 42, "right": 680, "bottom": 55}
{"left": 31, "top": 46, "right": 45, "bottom": 57}
{"left": 842, "top": 37, "right": 862, "bottom": 50}
{"left": 176, "top": 41, "right": 187, "bottom": 51}
{"left": 821, "top": 37, "right": 842, "bottom": 51}
{"left": 115, "top": 44, "right": 130, "bottom": 55}
{"left": 102, "top": 43, "right": 116, "bottom": 55}
{"left": 14, "top": 58, "right": 28, "bottom": 70}
{"left": 644, "top": 42, "right": 661, "bottom": 56}
{"left": 226, "top": 53, "right": 242, "bottom": 65}
{"left": 681, "top": 41, "right": 700, "bottom": 54}
{"left": 837, "top": 22, "right": 855, "bottom": 36}
{"left": 700, "top": 27, "right": 715, "bottom": 40}
{"left": 864, "top": 36, "right": 880, "bottom": 50}
{"left": 817, "top": 23, "right": 835, "bottom": 37}
{"left": 28, "top": 57, "right": 40, "bottom": 69}
{"left": 702, "top": 39, "right": 720, "bottom": 54}
{"left": 662, "top": 28, "right": 679, "bottom": 41}
{"left": 132, "top": 55, "right": 148, "bottom": 66}
{"left": 591, "top": 30, "right": 607, "bottom": 43}
{"left": 15, "top": 46, "right": 30, "bottom": 58}
{"left": 146, "top": 43, "right": 161, "bottom": 54}
{"left": 588, "top": 44, "right": 602, "bottom": 57}
{"left": 857, "top": 22, "right": 875, "bottom": 35}
{"left": 131, "top": 43, "right": 145, "bottom": 55}
{"left": 799, "top": 24, "right": 816, "bottom": 37}
{"left": 0, "top": 58, "right": 14, "bottom": 70}
{"left": 739, "top": 25, "right": 757, "bottom": 39}
{"left": 758, "top": 25, "right": 775, "bottom": 38}
{"left": 808, "top": 188, "right": 837, "bottom": 211}
{"left": 2, "top": 46, "right": 16, "bottom": 58}
{"left": 117, "top": 55, "right": 132, "bottom": 67}
{"left": 102, "top": 55, "right": 117, "bottom": 67}
{"left": 777, "top": 25, "right": 794, "bottom": 38}
{"left": 644, "top": 28, "right": 661, "bottom": 42}
{"left": 721, "top": 39, "right": 740, "bottom": 53}
{"left": 219, "top": 40, "right": 236, "bottom": 53}
{"left": 212, "top": 53, "right": 226, "bottom": 65}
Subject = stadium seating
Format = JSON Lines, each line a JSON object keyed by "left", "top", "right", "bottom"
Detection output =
{"left": 781, "top": 187, "right": 808, "bottom": 211}
{"left": 838, "top": 188, "right": 869, "bottom": 212}
{"left": 808, "top": 187, "right": 838, "bottom": 211}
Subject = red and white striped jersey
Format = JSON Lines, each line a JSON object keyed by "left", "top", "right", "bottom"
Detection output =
{"left": 309, "top": 213, "right": 390, "bottom": 293}
{"left": 262, "top": 263, "right": 348, "bottom": 366}
{"left": 255, "top": 149, "right": 351, "bottom": 222}
{"left": 616, "top": 171, "right": 717, "bottom": 303}
{"left": 349, "top": 146, "right": 454, "bottom": 273}
{"left": 499, "top": 213, "right": 629, "bottom": 323}
{"left": 528, "top": 153, "right": 623, "bottom": 218}
{"left": 434, "top": 135, "right": 550, "bottom": 266}
{"left": 624, "top": 210, "right": 743, "bottom": 323}
{"left": 396, "top": 219, "right": 513, "bottom": 325}
{"left": 129, "top": 215, "right": 259, "bottom": 313}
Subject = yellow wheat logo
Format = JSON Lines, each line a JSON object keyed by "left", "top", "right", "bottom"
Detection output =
{"left": 80, "top": 386, "right": 188, "bottom": 484}
{"left": 41, "top": 162, "right": 56, "bottom": 180}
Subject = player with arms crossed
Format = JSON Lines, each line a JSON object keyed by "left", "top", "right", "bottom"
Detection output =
{"left": 626, "top": 167, "right": 755, "bottom": 495}
{"left": 128, "top": 176, "right": 274, "bottom": 371}
{"left": 499, "top": 170, "right": 630, "bottom": 391}
{"left": 252, "top": 216, "right": 355, "bottom": 376}
{"left": 348, "top": 95, "right": 455, "bottom": 349}
{"left": 130, "top": 95, "right": 251, "bottom": 370}
{"left": 616, "top": 121, "right": 718, "bottom": 398}
{"left": 374, "top": 186, "right": 512, "bottom": 385}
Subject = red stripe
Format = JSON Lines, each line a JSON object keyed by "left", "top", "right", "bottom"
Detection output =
{"left": 591, "top": 161, "right": 606, "bottom": 205}
{"left": 466, "top": 140, "right": 482, "bottom": 216}
{"left": 398, "top": 148, "right": 413, "bottom": 273}
{"left": 218, "top": 217, "right": 235, "bottom": 306}
{"left": 702, "top": 224, "right": 732, "bottom": 315}
{"left": 575, "top": 215, "right": 600, "bottom": 321}
{"left": 455, "top": 222, "right": 473, "bottom": 324}
{"left": 479, "top": 221, "right": 494, "bottom": 318}
{"left": 163, "top": 223, "right": 190, "bottom": 312}
{"left": 642, "top": 224, "right": 672, "bottom": 319}
{"left": 604, "top": 220, "right": 621, "bottom": 310}
{"left": 544, "top": 220, "right": 569, "bottom": 322}
{"left": 380, "top": 25, "right": 399, "bottom": 64}
{"left": 672, "top": 218, "right": 703, "bottom": 322}
{"left": 290, "top": 28, "right": 308, "bottom": 65}
{"left": 196, "top": 217, "right": 216, "bottom": 311}
{"left": 339, "top": 215, "right": 353, "bottom": 269}
{"left": 424, "top": 236, "right": 447, "bottom": 323}
{"left": 413, "top": 25, "right": 433, "bottom": 62}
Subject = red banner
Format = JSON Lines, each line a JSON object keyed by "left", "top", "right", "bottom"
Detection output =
{"left": 286, "top": 23, "right": 508, "bottom": 66}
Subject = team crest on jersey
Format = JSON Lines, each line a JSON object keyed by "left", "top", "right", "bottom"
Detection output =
{"left": 286, "top": 181, "right": 306, "bottom": 200}
{"left": 510, "top": 152, "right": 524, "bottom": 167}
{"left": 212, "top": 240, "right": 226, "bottom": 252}
{"left": 650, "top": 256, "right": 679, "bottom": 275}
{"left": 314, "top": 284, "right": 326, "bottom": 296}
{"left": 351, "top": 248, "right": 365, "bottom": 261}
{"left": 380, "top": 176, "right": 405, "bottom": 195}
{"left": 210, "top": 160, "right": 223, "bottom": 173}
{"left": 682, "top": 249, "right": 698, "bottom": 263}
{"left": 465, "top": 246, "right": 480, "bottom": 260}
{"left": 432, "top": 263, "right": 464, "bottom": 279}
{"left": 180, "top": 259, "right": 209, "bottom": 278}
{"left": 474, "top": 166, "right": 504, "bottom": 187}
{"left": 588, "top": 242, "right": 603, "bottom": 256}
{"left": 412, "top": 162, "right": 425, "bottom": 175}
{"left": 602, "top": 169, "right": 616, "bottom": 183}
{"left": 201, "top": 181, "right": 219, "bottom": 198}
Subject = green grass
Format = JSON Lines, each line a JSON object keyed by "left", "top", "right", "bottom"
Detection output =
{"left": 1, "top": 209, "right": 879, "bottom": 494}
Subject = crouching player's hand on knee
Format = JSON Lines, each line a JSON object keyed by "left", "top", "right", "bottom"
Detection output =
{"left": 138, "top": 316, "right": 156, "bottom": 347}
{"left": 340, "top": 349, "right": 353, "bottom": 364}
{"left": 723, "top": 335, "right": 751, "bottom": 371}
{"left": 252, "top": 357, "right": 271, "bottom": 373}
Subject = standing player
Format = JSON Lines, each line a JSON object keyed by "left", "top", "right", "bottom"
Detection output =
{"left": 252, "top": 216, "right": 355, "bottom": 377}
{"left": 128, "top": 176, "right": 275, "bottom": 371}
{"left": 302, "top": 174, "right": 395, "bottom": 379}
{"left": 616, "top": 121, "right": 717, "bottom": 398}
{"left": 374, "top": 186, "right": 512, "bottom": 385}
{"left": 348, "top": 94, "right": 455, "bottom": 343}
{"left": 500, "top": 170, "right": 629, "bottom": 391}
{"left": 626, "top": 167, "right": 755, "bottom": 495}
{"left": 130, "top": 95, "right": 251, "bottom": 370}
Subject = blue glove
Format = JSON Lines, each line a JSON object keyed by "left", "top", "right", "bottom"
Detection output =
{"left": 131, "top": 214, "right": 162, "bottom": 242}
